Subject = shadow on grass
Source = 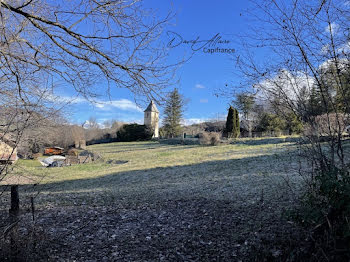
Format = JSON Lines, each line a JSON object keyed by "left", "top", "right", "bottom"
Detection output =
{"left": 22, "top": 147, "right": 299, "bottom": 206}
{"left": 92, "top": 141, "right": 162, "bottom": 149}
{"left": 104, "top": 144, "right": 198, "bottom": 154}
{"left": 233, "top": 136, "right": 301, "bottom": 146}
{"left": 0, "top": 146, "right": 310, "bottom": 261}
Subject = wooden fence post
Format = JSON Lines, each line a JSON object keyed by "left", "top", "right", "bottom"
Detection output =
{"left": 9, "top": 185, "right": 20, "bottom": 260}
{"left": 31, "top": 196, "right": 35, "bottom": 221}
{"left": 9, "top": 185, "right": 19, "bottom": 216}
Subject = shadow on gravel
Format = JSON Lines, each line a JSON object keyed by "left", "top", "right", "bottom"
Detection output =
{"left": 1, "top": 198, "right": 309, "bottom": 261}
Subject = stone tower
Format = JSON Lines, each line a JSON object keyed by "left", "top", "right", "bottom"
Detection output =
{"left": 144, "top": 101, "right": 159, "bottom": 138}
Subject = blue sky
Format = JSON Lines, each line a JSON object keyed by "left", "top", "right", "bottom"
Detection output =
{"left": 61, "top": 0, "right": 254, "bottom": 126}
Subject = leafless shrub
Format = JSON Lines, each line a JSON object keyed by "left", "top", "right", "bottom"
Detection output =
{"left": 199, "top": 132, "right": 221, "bottom": 146}
{"left": 199, "top": 132, "right": 210, "bottom": 145}
{"left": 304, "top": 113, "right": 349, "bottom": 138}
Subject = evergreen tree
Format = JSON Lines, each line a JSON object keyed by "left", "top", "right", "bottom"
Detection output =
{"left": 308, "top": 86, "right": 324, "bottom": 117}
{"left": 258, "top": 113, "right": 286, "bottom": 133}
{"left": 225, "top": 106, "right": 235, "bottom": 138}
{"left": 285, "top": 112, "right": 303, "bottom": 135}
{"left": 225, "top": 106, "right": 240, "bottom": 138}
{"left": 307, "top": 63, "right": 350, "bottom": 116}
{"left": 233, "top": 108, "right": 240, "bottom": 138}
{"left": 163, "top": 88, "right": 185, "bottom": 138}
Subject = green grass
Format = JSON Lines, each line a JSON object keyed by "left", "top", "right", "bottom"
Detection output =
{"left": 2, "top": 138, "right": 302, "bottom": 208}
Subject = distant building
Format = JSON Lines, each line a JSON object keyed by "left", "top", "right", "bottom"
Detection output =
{"left": 144, "top": 101, "right": 159, "bottom": 138}
{"left": 44, "top": 146, "right": 64, "bottom": 155}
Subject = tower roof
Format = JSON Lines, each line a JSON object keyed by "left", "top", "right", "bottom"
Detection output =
{"left": 144, "top": 101, "right": 159, "bottom": 113}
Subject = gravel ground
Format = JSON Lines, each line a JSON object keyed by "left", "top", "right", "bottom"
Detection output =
{"left": 1, "top": 197, "right": 308, "bottom": 261}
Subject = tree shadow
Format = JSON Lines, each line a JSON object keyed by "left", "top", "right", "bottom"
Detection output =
{"left": 104, "top": 144, "right": 197, "bottom": 154}
{"left": 0, "top": 147, "right": 307, "bottom": 261}
{"left": 234, "top": 136, "right": 301, "bottom": 146}
{"left": 94, "top": 142, "right": 163, "bottom": 148}
{"left": 25, "top": 147, "right": 300, "bottom": 206}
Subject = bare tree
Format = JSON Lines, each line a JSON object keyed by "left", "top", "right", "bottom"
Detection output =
{"left": 84, "top": 117, "right": 100, "bottom": 130}
{"left": 237, "top": 0, "right": 349, "bottom": 163}
{"left": 0, "top": 0, "right": 180, "bottom": 100}
{"left": 0, "top": 3, "right": 182, "bottom": 256}
{"left": 0, "top": 0, "right": 182, "bottom": 176}
{"left": 230, "top": 0, "right": 350, "bottom": 258}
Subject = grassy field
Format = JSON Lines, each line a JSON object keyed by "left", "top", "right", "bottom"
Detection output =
{"left": 5, "top": 138, "right": 301, "bottom": 205}
{"left": 1, "top": 138, "right": 308, "bottom": 261}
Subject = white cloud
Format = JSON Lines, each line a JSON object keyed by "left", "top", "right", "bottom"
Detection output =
{"left": 256, "top": 58, "right": 349, "bottom": 109}
{"left": 256, "top": 69, "right": 314, "bottom": 107}
{"left": 195, "top": 84, "right": 205, "bottom": 89}
{"left": 94, "top": 99, "right": 143, "bottom": 112}
{"left": 323, "top": 41, "right": 350, "bottom": 55}
{"left": 338, "top": 41, "right": 350, "bottom": 54}
{"left": 95, "top": 103, "right": 105, "bottom": 109}
{"left": 47, "top": 93, "right": 142, "bottom": 112}
{"left": 129, "top": 118, "right": 143, "bottom": 124}
{"left": 319, "top": 58, "right": 349, "bottom": 71}
{"left": 321, "top": 44, "right": 330, "bottom": 55}
{"left": 46, "top": 94, "right": 86, "bottom": 104}
{"left": 200, "top": 99, "right": 208, "bottom": 103}
{"left": 182, "top": 118, "right": 207, "bottom": 126}
{"left": 325, "top": 22, "right": 339, "bottom": 35}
